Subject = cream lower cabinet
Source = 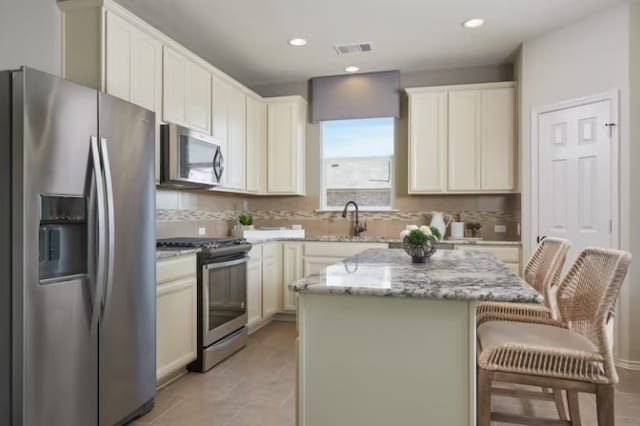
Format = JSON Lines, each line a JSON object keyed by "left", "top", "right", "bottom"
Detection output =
{"left": 247, "top": 243, "right": 282, "bottom": 331}
{"left": 282, "top": 242, "right": 304, "bottom": 312}
{"left": 455, "top": 244, "right": 521, "bottom": 275}
{"left": 262, "top": 242, "right": 281, "bottom": 317}
{"left": 247, "top": 257, "right": 263, "bottom": 329}
{"left": 156, "top": 254, "right": 198, "bottom": 383}
{"left": 406, "top": 82, "right": 516, "bottom": 194}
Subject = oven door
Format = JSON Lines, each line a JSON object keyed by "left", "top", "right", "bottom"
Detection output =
{"left": 202, "top": 256, "right": 248, "bottom": 347}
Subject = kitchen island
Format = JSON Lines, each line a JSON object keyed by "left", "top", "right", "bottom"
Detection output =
{"left": 290, "top": 248, "right": 540, "bottom": 426}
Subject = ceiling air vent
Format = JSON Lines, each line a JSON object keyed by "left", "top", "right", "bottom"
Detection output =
{"left": 334, "top": 42, "right": 373, "bottom": 55}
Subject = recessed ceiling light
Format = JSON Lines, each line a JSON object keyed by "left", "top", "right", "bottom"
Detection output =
{"left": 462, "top": 18, "right": 485, "bottom": 29}
{"left": 345, "top": 66, "right": 360, "bottom": 73}
{"left": 288, "top": 38, "right": 307, "bottom": 47}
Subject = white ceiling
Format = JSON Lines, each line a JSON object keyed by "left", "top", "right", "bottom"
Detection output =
{"left": 114, "top": 0, "right": 623, "bottom": 87}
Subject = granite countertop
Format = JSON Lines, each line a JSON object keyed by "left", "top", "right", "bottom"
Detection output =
{"left": 246, "top": 235, "right": 521, "bottom": 246}
{"left": 290, "top": 248, "right": 541, "bottom": 303}
{"left": 156, "top": 248, "right": 202, "bottom": 260}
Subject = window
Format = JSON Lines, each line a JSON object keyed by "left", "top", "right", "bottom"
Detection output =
{"left": 321, "top": 117, "right": 395, "bottom": 210}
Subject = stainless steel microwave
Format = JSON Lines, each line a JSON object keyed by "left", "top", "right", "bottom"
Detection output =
{"left": 160, "top": 123, "right": 223, "bottom": 188}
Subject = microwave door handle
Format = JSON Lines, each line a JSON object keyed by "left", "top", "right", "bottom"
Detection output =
{"left": 213, "top": 147, "right": 224, "bottom": 182}
{"left": 90, "top": 136, "right": 107, "bottom": 331}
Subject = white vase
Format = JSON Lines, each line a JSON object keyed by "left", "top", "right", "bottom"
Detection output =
{"left": 429, "top": 211, "right": 453, "bottom": 238}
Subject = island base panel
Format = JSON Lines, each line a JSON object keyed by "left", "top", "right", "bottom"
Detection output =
{"left": 297, "top": 294, "right": 477, "bottom": 426}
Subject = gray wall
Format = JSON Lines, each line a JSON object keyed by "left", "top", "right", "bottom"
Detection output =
{"left": 518, "top": 2, "right": 636, "bottom": 365}
{"left": 628, "top": 0, "right": 640, "bottom": 367}
{"left": 0, "top": 0, "right": 61, "bottom": 75}
{"left": 251, "top": 64, "right": 513, "bottom": 100}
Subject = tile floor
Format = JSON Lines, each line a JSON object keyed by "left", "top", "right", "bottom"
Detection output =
{"left": 133, "top": 321, "right": 640, "bottom": 426}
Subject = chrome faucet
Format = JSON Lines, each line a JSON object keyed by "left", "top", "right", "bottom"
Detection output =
{"left": 341, "top": 201, "right": 367, "bottom": 237}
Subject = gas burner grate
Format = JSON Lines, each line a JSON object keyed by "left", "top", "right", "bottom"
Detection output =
{"left": 157, "top": 237, "right": 247, "bottom": 249}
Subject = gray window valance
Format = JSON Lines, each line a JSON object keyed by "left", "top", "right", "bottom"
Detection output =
{"left": 310, "top": 70, "right": 400, "bottom": 122}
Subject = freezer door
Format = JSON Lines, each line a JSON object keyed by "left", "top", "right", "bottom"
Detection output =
{"left": 0, "top": 71, "right": 12, "bottom": 426}
{"left": 15, "top": 68, "right": 99, "bottom": 426}
{"left": 98, "top": 93, "right": 156, "bottom": 426}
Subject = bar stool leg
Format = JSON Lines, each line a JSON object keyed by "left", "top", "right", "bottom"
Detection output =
{"left": 477, "top": 368, "right": 492, "bottom": 426}
{"left": 567, "top": 391, "right": 582, "bottom": 426}
{"left": 553, "top": 388, "right": 569, "bottom": 420}
{"left": 596, "top": 384, "right": 614, "bottom": 426}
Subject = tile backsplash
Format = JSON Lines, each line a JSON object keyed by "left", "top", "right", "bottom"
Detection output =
{"left": 156, "top": 189, "right": 521, "bottom": 241}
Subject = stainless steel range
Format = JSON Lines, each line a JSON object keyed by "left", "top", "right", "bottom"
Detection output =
{"left": 157, "top": 238, "right": 252, "bottom": 372}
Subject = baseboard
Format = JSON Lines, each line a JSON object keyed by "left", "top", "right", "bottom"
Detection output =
{"left": 616, "top": 358, "right": 640, "bottom": 370}
{"left": 273, "top": 313, "right": 296, "bottom": 322}
{"left": 156, "top": 368, "right": 189, "bottom": 390}
{"left": 248, "top": 317, "right": 273, "bottom": 335}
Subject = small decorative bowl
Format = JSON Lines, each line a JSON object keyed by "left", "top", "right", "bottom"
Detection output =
{"left": 402, "top": 238, "right": 437, "bottom": 263}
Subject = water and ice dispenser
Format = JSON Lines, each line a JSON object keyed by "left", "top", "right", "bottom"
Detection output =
{"left": 38, "top": 195, "right": 88, "bottom": 282}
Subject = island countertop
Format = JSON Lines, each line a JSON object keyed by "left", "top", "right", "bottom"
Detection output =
{"left": 290, "top": 248, "right": 541, "bottom": 303}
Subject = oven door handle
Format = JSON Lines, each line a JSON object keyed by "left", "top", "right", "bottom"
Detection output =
{"left": 204, "top": 257, "right": 248, "bottom": 270}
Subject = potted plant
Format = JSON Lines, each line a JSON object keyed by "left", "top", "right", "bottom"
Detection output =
{"left": 400, "top": 225, "right": 441, "bottom": 263}
{"left": 238, "top": 214, "right": 254, "bottom": 230}
{"left": 466, "top": 222, "right": 482, "bottom": 238}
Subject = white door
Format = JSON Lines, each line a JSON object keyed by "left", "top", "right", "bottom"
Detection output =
{"left": 538, "top": 100, "right": 614, "bottom": 262}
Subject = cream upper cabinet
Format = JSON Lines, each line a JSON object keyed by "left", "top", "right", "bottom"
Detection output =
{"left": 448, "top": 90, "right": 482, "bottom": 191}
{"left": 267, "top": 97, "right": 306, "bottom": 195}
{"left": 407, "top": 91, "right": 448, "bottom": 193}
{"left": 104, "top": 11, "right": 162, "bottom": 182}
{"left": 225, "top": 85, "right": 246, "bottom": 190}
{"left": 406, "top": 82, "right": 516, "bottom": 194}
{"left": 162, "top": 46, "right": 211, "bottom": 133}
{"left": 481, "top": 88, "right": 516, "bottom": 191}
{"left": 246, "top": 96, "right": 267, "bottom": 193}
{"left": 211, "top": 75, "right": 248, "bottom": 191}
{"left": 211, "top": 74, "right": 229, "bottom": 155}
{"left": 105, "top": 11, "right": 162, "bottom": 113}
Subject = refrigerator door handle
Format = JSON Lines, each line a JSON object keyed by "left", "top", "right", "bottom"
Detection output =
{"left": 90, "top": 136, "right": 107, "bottom": 330}
{"left": 99, "top": 137, "right": 116, "bottom": 322}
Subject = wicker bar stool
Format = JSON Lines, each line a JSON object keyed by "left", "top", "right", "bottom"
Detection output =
{"left": 477, "top": 247, "right": 632, "bottom": 426}
{"left": 477, "top": 237, "right": 571, "bottom": 419}
{"left": 477, "top": 237, "right": 571, "bottom": 324}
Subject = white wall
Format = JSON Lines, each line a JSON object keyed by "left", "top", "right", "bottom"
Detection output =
{"left": 0, "top": 0, "right": 61, "bottom": 75}
{"left": 627, "top": 0, "right": 640, "bottom": 369}
{"left": 519, "top": 2, "right": 637, "bottom": 366}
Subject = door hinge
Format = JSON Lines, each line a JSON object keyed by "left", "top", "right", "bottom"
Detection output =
{"left": 610, "top": 219, "right": 613, "bottom": 232}
{"left": 605, "top": 122, "right": 616, "bottom": 137}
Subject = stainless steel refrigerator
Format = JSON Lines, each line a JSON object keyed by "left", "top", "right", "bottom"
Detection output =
{"left": 0, "top": 67, "right": 157, "bottom": 426}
